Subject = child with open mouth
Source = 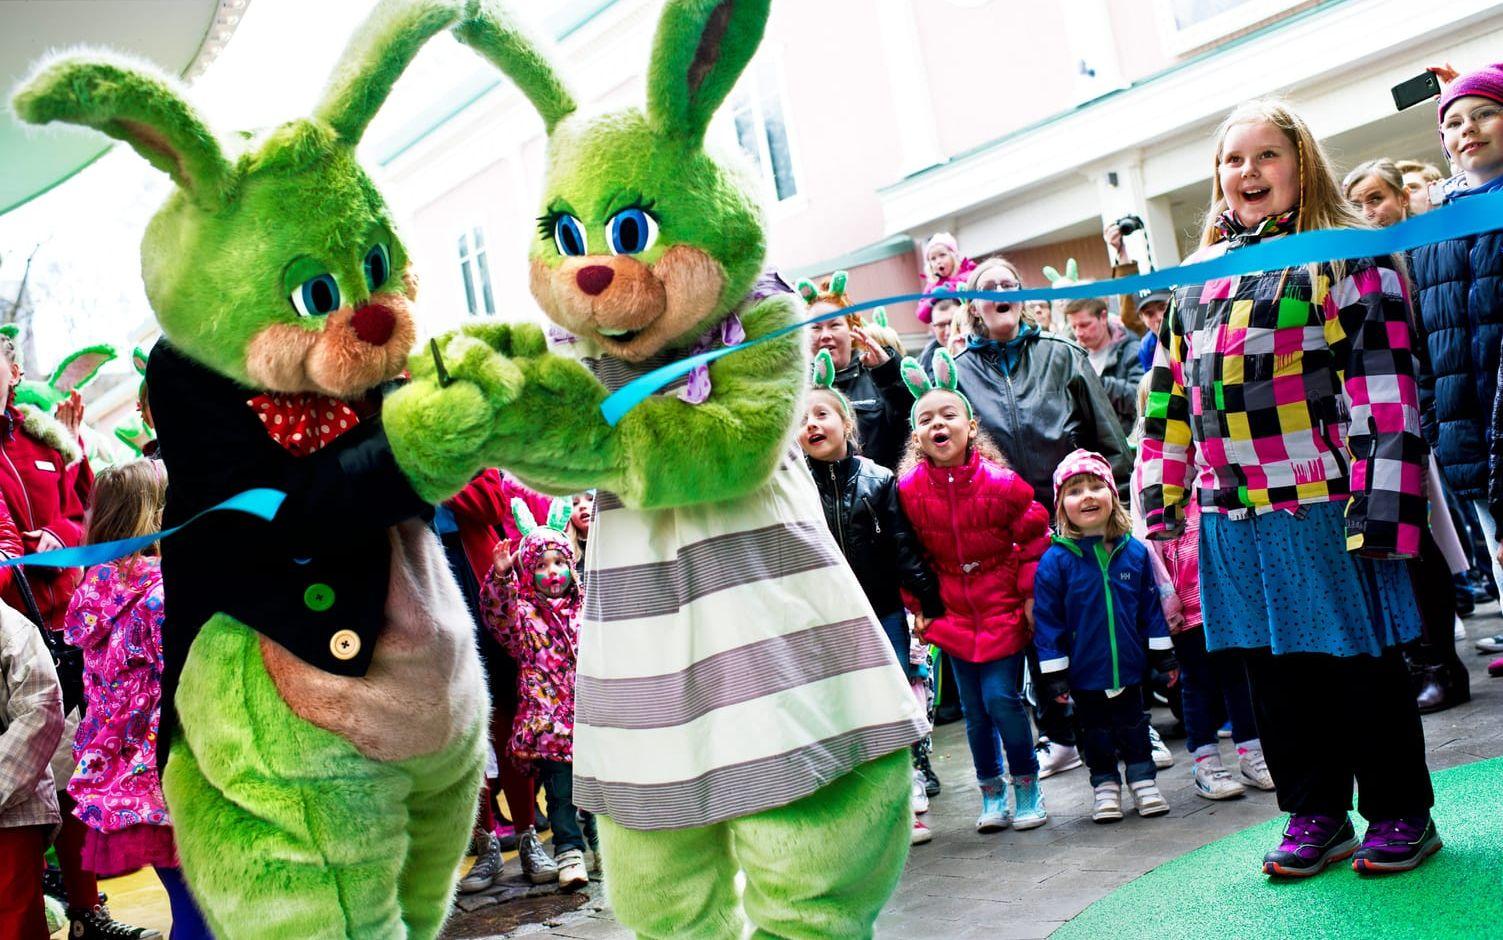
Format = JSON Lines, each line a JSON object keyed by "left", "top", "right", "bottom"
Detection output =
{"left": 894, "top": 351, "right": 1053, "bottom": 835}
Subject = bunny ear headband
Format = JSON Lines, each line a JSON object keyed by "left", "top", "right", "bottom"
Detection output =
{"left": 899, "top": 350, "right": 973, "bottom": 424}
{"left": 795, "top": 270, "right": 853, "bottom": 311}
{"left": 512, "top": 496, "right": 573, "bottom": 538}
{"left": 808, "top": 349, "right": 853, "bottom": 416}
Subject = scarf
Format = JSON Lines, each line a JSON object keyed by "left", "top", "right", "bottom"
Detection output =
{"left": 1214, "top": 206, "right": 1299, "bottom": 247}
{"left": 967, "top": 321, "right": 1040, "bottom": 375}
{"left": 248, "top": 393, "right": 362, "bottom": 457}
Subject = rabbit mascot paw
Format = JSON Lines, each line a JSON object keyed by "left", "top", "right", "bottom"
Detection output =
{"left": 13, "top": 2, "right": 509, "bottom": 936}
{"left": 401, "top": 1, "right": 929, "bottom": 936}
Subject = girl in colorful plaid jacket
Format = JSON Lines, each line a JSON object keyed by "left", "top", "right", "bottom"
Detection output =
{"left": 1139, "top": 99, "right": 1440, "bottom": 879}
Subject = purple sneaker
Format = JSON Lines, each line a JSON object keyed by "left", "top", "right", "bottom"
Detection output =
{"left": 1352, "top": 816, "right": 1442, "bottom": 874}
{"left": 1262, "top": 814, "right": 1358, "bottom": 877}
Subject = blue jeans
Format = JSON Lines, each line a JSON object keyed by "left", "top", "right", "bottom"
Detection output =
{"left": 876, "top": 609, "right": 911, "bottom": 680}
{"left": 155, "top": 866, "right": 213, "bottom": 940}
{"left": 1172, "top": 628, "right": 1258, "bottom": 752}
{"left": 949, "top": 653, "right": 1039, "bottom": 782}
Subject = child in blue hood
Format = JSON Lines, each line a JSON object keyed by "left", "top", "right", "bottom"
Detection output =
{"left": 1034, "top": 449, "right": 1177, "bottom": 824}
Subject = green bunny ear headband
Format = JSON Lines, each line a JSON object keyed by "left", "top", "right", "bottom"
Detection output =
{"left": 795, "top": 270, "right": 851, "bottom": 306}
{"left": 871, "top": 308, "right": 889, "bottom": 329}
{"left": 1042, "top": 258, "right": 1080, "bottom": 285}
{"left": 0, "top": 324, "right": 19, "bottom": 341}
{"left": 808, "top": 349, "right": 852, "bottom": 416}
{"left": 899, "top": 350, "right": 973, "bottom": 424}
{"left": 511, "top": 496, "right": 573, "bottom": 537}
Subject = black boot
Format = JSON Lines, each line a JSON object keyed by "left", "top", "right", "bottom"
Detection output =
{"left": 1414, "top": 662, "right": 1472, "bottom": 714}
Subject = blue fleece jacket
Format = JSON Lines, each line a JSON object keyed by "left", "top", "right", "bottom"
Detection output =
{"left": 1032, "top": 534, "right": 1171, "bottom": 691}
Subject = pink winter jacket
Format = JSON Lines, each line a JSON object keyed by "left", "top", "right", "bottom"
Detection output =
{"left": 1149, "top": 498, "right": 1202, "bottom": 632}
{"left": 916, "top": 257, "right": 979, "bottom": 324}
{"left": 63, "top": 558, "right": 171, "bottom": 834}
{"left": 897, "top": 450, "right": 1051, "bottom": 662}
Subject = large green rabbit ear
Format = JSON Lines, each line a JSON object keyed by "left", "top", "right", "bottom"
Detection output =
{"left": 829, "top": 271, "right": 849, "bottom": 295}
{"left": 48, "top": 345, "right": 117, "bottom": 394}
{"left": 545, "top": 497, "right": 573, "bottom": 533}
{"left": 795, "top": 279, "right": 819, "bottom": 304}
{"left": 932, "top": 349, "right": 960, "bottom": 392}
{"left": 510, "top": 497, "right": 538, "bottom": 537}
{"left": 810, "top": 349, "right": 836, "bottom": 389}
{"left": 454, "top": 0, "right": 577, "bottom": 132}
{"left": 12, "top": 52, "right": 231, "bottom": 211}
{"left": 131, "top": 347, "right": 149, "bottom": 378}
{"left": 313, "top": 0, "right": 465, "bottom": 145}
{"left": 647, "top": 0, "right": 771, "bottom": 143}
{"left": 899, "top": 356, "right": 932, "bottom": 401}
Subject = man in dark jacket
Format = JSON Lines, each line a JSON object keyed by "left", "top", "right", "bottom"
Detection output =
{"left": 808, "top": 316, "right": 912, "bottom": 470}
{"left": 1065, "top": 297, "right": 1142, "bottom": 437}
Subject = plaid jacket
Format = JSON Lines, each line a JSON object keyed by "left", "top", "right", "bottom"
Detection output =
{"left": 1139, "top": 245, "right": 1427, "bottom": 560}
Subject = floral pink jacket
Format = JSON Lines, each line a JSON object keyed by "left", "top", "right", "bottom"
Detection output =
{"left": 63, "top": 557, "right": 171, "bottom": 834}
{"left": 478, "top": 543, "right": 579, "bottom": 764}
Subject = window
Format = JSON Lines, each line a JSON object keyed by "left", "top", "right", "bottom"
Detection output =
{"left": 457, "top": 226, "right": 495, "bottom": 317}
{"left": 1153, "top": 0, "right": 1308, "bottom": 53}
{"left": 728, "top": 54, "right": 799, "bottom": 203}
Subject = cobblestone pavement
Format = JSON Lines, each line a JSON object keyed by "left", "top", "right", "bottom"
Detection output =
{"left": 463, "top": 605, "right": 1503, "bottom": 939}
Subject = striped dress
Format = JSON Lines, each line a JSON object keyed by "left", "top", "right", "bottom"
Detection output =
{"left": 558, "top": 311, "right": 927, "bottom": 831}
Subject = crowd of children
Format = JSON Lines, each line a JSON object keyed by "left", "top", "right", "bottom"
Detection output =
{"left": 6, "top": 63, "right": 1503, "bottom": 939}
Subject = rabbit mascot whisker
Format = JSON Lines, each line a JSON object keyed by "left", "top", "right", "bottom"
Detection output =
{"left": 12, "top": 2, "right": 517, "bottom": 936}
{"left": 393, "top": 1, "right": 929, "bottom": 936}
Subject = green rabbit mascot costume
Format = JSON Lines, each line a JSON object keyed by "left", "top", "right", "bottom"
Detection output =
{"left": 399, "top": 1, "right": 927, "bottom": 936}
{"left": 13, "top": 2, "right": 510, "bottom": 937}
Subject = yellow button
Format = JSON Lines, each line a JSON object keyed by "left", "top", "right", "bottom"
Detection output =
{"left": 329, "top": 629, "right": 360, "bottom": 660}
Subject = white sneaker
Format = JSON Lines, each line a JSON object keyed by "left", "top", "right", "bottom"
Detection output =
{"left": 1092, "top": 782, "right": 1123, "bottom": 823}
{"left": 1149, "top": 725, "right": 1175, "bottom": 769}
{"left": 556, "top": 848, "right": 588, "bottom": 892}
{"left": 1192, "top": 755, "right": 1246, "bottom": 801}
{"left": 1036, "top": 740, "right": 1083, "bottom": 779}
{"left": 1237, "top": 747, "right": 1276, "bottom": 791}
{"left": 1454, "top": 616, "right": 1466, "bottom": 642}
{"left": 1128, "top": 780, "right": 1170, "bottom": 817}
{"left": 911, "top": 817, "right": 933, "bottom": 845}
{"left": 912, "top": 769, "right": 929, "bottom": 815}
{"left": 1475, "top": 632, "right": 1503, "bottom": 653}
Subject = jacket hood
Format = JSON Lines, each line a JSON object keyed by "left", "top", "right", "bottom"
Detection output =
{"left": 515, "top": 526, "right": 579, "bottom": 607}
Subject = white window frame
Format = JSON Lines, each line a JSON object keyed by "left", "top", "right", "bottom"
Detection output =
{"left": 1152, "top": 0, "right": 1309, "bottom": 54}
{"left": 457, "top": 224, "right": 496, "bottom": 317}
{"left": 722, "top": 46, "right": 806, "bottom": 213}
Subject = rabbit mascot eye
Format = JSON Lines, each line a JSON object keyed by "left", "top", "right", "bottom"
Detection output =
{"left": 12, "top": 2, "right": 512, "bottom": 936}
{"left": 411, "top": 1, "right": 928, "bottom": 935}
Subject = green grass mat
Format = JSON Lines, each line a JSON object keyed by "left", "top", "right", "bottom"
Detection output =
{"left": 1054, "top": 756, "right": 1503, "bottom": 939}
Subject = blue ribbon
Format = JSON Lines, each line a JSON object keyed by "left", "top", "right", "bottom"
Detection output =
{"left": 599, "top": 189, "right": 1503, "bottom": 426}
{"left": 0, "top": 488, "right": 287, "bottom": 570}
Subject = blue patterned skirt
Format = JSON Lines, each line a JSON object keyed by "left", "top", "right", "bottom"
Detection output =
{"left": 1198, "top": 500, "right": 1422, "bottom": 656}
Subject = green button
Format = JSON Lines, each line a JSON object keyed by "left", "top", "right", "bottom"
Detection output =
{"left": 304, "top": 583, "right": 335, "bottom": 612}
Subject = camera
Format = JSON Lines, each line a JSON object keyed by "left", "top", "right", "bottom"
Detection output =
{"left": 1115, "top": 214, "right": 1145, "bottom": 237}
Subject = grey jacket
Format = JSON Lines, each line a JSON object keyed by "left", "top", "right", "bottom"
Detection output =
{"left": 952, "top": 333, "right": 1132, "bottom": 501}
{"left": 0, "top": 601, "right": 63, "bottom": 831}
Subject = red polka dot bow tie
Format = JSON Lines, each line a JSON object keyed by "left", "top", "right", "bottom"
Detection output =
{"left": 247, "top": 393, "right": 361, "bottom": 457}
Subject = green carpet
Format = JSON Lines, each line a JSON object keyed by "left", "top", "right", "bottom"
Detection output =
{"left": 1054, "top": 756, "right": 1503, "bottom": 939}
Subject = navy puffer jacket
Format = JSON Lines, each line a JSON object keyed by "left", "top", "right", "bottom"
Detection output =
{"left": 1411, "top": 226, "right": 1503, "bottom": 499}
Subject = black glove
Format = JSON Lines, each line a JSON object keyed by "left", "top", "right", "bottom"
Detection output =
{"left": 1149, "top": 647, "right": 1180, "bottom": 676}
{"left": 1039, "top": 671, "right": 1072, "bottom": 704}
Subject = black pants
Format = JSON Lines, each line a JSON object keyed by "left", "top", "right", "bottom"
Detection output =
{"left": 538, "top": 760, "right": 586, "bottom": 853}
{"left": 1241, "top": 649, "right": 1433, "bottom": 820}
{"left": 1073, "top": 685, "right": 1155, "bottom": 787}
{"left": 1406, "top": 531, "right": 1465, "bottom": 672}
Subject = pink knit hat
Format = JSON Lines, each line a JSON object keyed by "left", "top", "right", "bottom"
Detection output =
{"left": 1439, "top": 63, "right": 1503, "bottom": 121}
{"left": 1052, "top": 448, "right": 1115, "bottom": 500}
{"left": 924, "top": 232, "right": 960, "bottom": 257}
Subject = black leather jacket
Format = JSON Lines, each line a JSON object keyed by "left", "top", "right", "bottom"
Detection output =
{"left": 806, "top": 452, "right": 943, "bottom": 619}
{"left": 952, "top": 333, "right": 1132, "bottom": 500}
{"left": 833, "top": 355, "right": 911, "bottom": 471}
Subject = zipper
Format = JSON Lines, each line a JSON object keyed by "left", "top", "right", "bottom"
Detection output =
{"left": 828, "top": 465, "right": 847, "bottom": 555}
{"left": 945, "top": 470, "right": 980, "bottom": 659}
{"left": 1, "top": 444, "right": 54, "bottom": 618}
{"left": 863, "top": 498, "right": 881, "bottom": 534}
{"left": 1093, "top": 540, "right": 1127, "bottom": 688}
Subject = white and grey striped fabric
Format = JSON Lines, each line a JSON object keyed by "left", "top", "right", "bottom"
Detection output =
{"left": 565, "top": 338, "right": 927, "bottom": 831}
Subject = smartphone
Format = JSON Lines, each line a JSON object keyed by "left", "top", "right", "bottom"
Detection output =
{"left": 1392, "top": 71, "right": 1441, "bottom": 111}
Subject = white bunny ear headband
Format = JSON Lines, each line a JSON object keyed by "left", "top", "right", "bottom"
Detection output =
{"left": 898, "top": 350, "right": 973, "bottom": 424}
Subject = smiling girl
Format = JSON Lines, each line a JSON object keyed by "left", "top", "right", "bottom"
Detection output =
{"left": 1140, "top": 99, "right": 1437, "bottom": 877}
{"left": 895, "top": 353, "right": 1052, "bottom": 834}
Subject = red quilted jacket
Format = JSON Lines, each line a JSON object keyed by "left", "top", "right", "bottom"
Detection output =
{"left": 897, "top": 449, "right": 1051, "bottom": 663}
